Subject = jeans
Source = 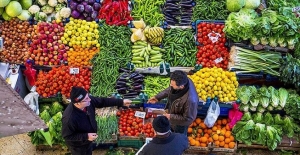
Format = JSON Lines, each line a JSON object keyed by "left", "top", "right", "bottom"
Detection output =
{"left": 67, "top": 143, "right": 93, "bottom": 155}
{"left": 173, "top": 125, "right": 188, "bottom": 135}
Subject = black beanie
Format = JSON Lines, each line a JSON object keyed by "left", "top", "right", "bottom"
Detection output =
{"left": 152, "top": 116, "right": 170, "bottom": 134}
{"left": 70, "top": 87, "right": 88, "bottom": 103}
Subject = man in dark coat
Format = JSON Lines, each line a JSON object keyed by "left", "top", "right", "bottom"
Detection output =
{"left": 148, "top": 70, "right": 198, "bottom": 135}
{"left": 137, "top": 116, "right": 188, "bottom": 155}
{"left": 61, "top": 87, "right": 132, "bottom": 155}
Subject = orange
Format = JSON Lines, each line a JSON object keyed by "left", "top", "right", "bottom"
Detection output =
{"left": 212, "top": 134, "right": 219, "bottom": 141}
{"left": 195, "top": 118, "right": 201, "bottom": 124}
{"left": 201, "top": 136, "right": 208, "bottom": 143}
{"left": 219, "top": 141, "right": 225, "bottom": 147}
{"left": 204, "top": 133, "right": 210, "bottom": 138}
{"left": 208, "top": 137, "right": 213, "bottom": 143}
{"left": 207, "top": 129, "right": 212, "bottom": 135}
{"left": 200, "top": 123, "right": 207, "bottom": 129}
{"left": 195, "top": 140, "right": 200, "bottom": 146}
{"left": 229, "top": 142, "right": 235, "bottom": 149}
{"left": 225, "top": 124, "right": 230, "bottom": 131}
{"left": 224, "top": 144, "right": 229, "bottom": 148}
{"left": 197, "top": 128, "right": 203, "bottom": 134}
{"left": 229, "top": 135, "right": 235, "bottom": 142}
{"left": 225, "top": 131, "right": 231, "bottom": 138}
{"left": 217, "top": 120, "right": 222, "bottom": 125}
{"left": 218, "top": 135, "right": 225, "bottom": 141}
{"left": 190, "top": 139, "right": 196, "bottom": 146}
{"left": 225, "top": 138, "right": 231, "bottom": 144}
{"left": 214, "top": 141, "right": 220, "bottom": 146}
{"left": 200, "top": 143, "right": 207, "bottom": 147}
{"left": 220, "top": 129, "right": 226, "bottom": 136}
{"left": 221, "top": 119, "right": 227, "bottom": 125}
{"left": 212, "top": 126, "right": 218, "bottom": 131}
{"left": 188, "top": 127, "right": 193, "bottom": 134}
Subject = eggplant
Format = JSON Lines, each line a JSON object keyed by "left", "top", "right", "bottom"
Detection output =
{"left": 179, "top": 3, "right": 193, "bottom": 8}
{"left": 129, "top": 72, "right": 139, "bottom": 79}
{"left": 164, "top": 6, "right": 180, "bottom": 11}
{"left": 180, "top": 0, "right": 193, "bottom": 4}
{"left": 126, "top": 89, "right": 137, "bottom": 93}
{"left": 116, "top": 87, "right": 127, "bottom": 92}
{"left": 165, "top": 16, "right": 177, "bottom": 22}
{"left": 117, "top": 76, "right": 129, "bottom": 82}
{"left": 123, "top": 92, "right": 139, "bottom": 96}
{"left": 165, "top": 3, "right": 178, "bottom": 8}
{"left": 132, "top": 74, "right": 144, "bottom": 80}
{"left": 133, "top": 85, "right": 143, "bottom": 90}
{"left": 166, "top": 0, "right": 180, "bottom": 3}
{"left": 115, "top": 84, "right": 126, "bottom": 89}
{"left": 116, "top": 80, "right": 130, "bottom": 86}
{"left": 133, "top": 78, "right": 144, "bottom": 83}
{"left": 118, "top": 68, "right": 130, "bottom": 73}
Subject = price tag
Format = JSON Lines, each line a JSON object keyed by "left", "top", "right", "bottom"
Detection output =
{"left": 0, "top": 37, "right": 3, "bottom": 51}
{"left": 69, "top": 68, "right": 79, "bottom": 74}
{"left": 214, "top": 57, "right": 223, "bottom": 64}
{"left": 292, "top": 6, "right": 300, "bottom": 12}
{"left": 208, "top": 32, "right": 221, "bottom": 43}
{"left": 135, "top": 111, "right": 146, "bottom": 118}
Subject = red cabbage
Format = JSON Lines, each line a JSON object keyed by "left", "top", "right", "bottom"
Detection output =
{"left": 69, "top": 1, "right": 78, "bottom": 10}
{"left": 86, "top": 17, "right": 93, "bottom": 21}
{"left": 91, "top": 11, "right": 98, "bottom": 19}
{"left": 88, "top": 0, "right": 95, "bottom": 4}
{"left": 83, "top": 12, "right": 89, "bottom": 17}
{"left": 82, "top": 2, "right": 88, "bottom": 6}
{"left": 84, "top": 5, "right": 93, "bottom": 13}
{"left": 79, "top": 14, "right": 85, "bottom": 19}
{"left": 93, "top": 3, "right": 101, "bottom": 11}
{"left": 71, "top": 10, "right": 80, "bottom": 18}
{"left": 77, "top": 4, "right": 84, "bottom": 13}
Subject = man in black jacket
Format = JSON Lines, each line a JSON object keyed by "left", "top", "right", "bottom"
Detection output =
{"left": 148, "top": 70, "right": 198, "bottom": 135}
{"left": 138, "top": 116, "right": 188, "bottom": 155}
{"left": 62, "top": 87, "right": 132, "bottom": 155}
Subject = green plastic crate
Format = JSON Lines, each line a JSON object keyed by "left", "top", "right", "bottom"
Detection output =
{"left": 117, "top": 139, "right": 144, "bottom": 149}
{"left": 38, "top": 92, "right": 63, "bottom": 103}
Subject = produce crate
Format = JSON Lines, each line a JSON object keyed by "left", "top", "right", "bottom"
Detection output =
{"left": 210, "top": 142, "right": 237, "bottom": 153}
{"left": 164, "top": 62, "right": 195, "bottom": 74}
{"left": 117, "top": 139, "right": 144, "bottom": 149}
{"left": 184, "top": 146, "right": 209, "bottom": 154}
{"left": 197, "top": 107, "right": 231, "bottom": 117}
{"left": 143, "top": 103, "right": 166, "bottom": 109}
{"left": 195, "top": 20, "right": 225, "bottom": 46}
{"left": 38, "top": 92, "right": 63, "bottom": 103}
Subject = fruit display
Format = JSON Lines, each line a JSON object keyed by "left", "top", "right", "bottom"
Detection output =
{"left": 29, "top": 21, "right": 68, "bottom": 66}
{"left": 131, "top": 41, "right": 165, "bottom": 68}
{"left": 189, "top": 67, "right": 238, "bottom": 102}
{"left": 162, "top": 0, "right": 193, "bottom": 26}
{"left": 0, "top": 19, "right": 34, "bottom": 63}
{"left": 67, "top": 45, "right": 99, "bottom": 67}
{"left": 196, "top": 22, "right": 229, "bottom": 69}
{"left": 61, "top": 18, "right": 100, "bottom": 48}
{"left": 117, "top": 109, "right": 155, "bottom": 137}
{"left": 144, "top": 26, "right": 164, "bottom": 45}
{"left": 69, "top": 0, "right": 100, "bottom": 21}
{"left": 35, "top": 65, "right": 91, "bottom": 98}
{"left": 188, "top": 118, "right": 236, "bottom": 149}
{"left": 115, "top": 69, "right": 145, "bottom": 98}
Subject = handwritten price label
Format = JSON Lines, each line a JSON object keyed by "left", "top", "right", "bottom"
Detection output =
{"left": 214, "top": 57, "right": 223, "bottom": 64}
{"left": 135, "top": 111, "right": 146, "bottom": 118}
{"left": 70, "top": 68, "right": 79, "bottom": 74}
{"left": 292, "top": 6, "right": 300, "bottom": 12}
{"left": 0, "top": 37, "right": 3, "bottom": 51}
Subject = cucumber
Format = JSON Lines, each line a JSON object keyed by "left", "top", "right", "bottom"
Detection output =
{"left": 150, "top": 59, "right": 164, "bottom": 63}
{"left": 132, "top": 57, "right": 144, "bottom": 61}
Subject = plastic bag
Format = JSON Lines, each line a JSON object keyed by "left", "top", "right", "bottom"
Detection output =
{"left": 204, "top": 100, "right": 220, "bottom": 128}
{"left": 228, "top": 103, "right": 243, "bottom": 128}
{"left": 24, "top": 86, "right": 39, "bottom": 115}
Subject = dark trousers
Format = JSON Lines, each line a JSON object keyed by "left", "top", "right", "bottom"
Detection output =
{"left": 172, "top": 125, "right": 188, "bottom": 135}
{"left": 67, "top": 143, "right": 93, "bottom": 155}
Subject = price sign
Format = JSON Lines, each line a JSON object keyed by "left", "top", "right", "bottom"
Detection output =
{"left": 70, "top": 68, "right": 79, "bottom": 74}
{"left": 0, "top": 37, "right": 3, "bottom": 51}
{"left": 135, "top": 111, "right": 146, "bottom": 118}
{"left": 292, "top": 6, "right": 300, "bottom": 12}
{"left": 214, "top": 57, "right": 223, "bottom": 64}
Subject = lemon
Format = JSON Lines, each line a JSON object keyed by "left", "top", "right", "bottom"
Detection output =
{"left": 207, "top": 86, "right": 211, "bottom": 91}
{"left": 216, "top": 82, "right": 221, "bottom": 87}
{"left": 214, "top": 91, "right": 219, "bottom": 96}
{"left": 213, "top": 86, "right": 218, "bottom": 91}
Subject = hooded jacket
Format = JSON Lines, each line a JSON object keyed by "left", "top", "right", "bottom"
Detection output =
{"left": 155, "top": 79, "right": 198, "bottom": 126}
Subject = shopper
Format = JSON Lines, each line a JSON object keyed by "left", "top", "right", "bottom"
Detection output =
{"left": 147, "top": 70, "right": 198, "bottom": 135}
{"left": 137, "top": 116, "right": 188, "bottom": 155}
{"left": 62, "top": 86, "right": 132, "bottom": 155}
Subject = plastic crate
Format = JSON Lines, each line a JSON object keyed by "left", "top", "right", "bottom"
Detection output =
{"left": 195, "top": 20, "right": 225, "bottom": 46}
{"left": 117, "top": 139, "right": 144, "bottom": 149}
{"left": 197, "top": 106, "right": 231, "bottom": 117}
{"left": 143, "top": 103, "right": 166, "bottom": 109}
{"left": 38, "top": 92, "right": 63, "bottom": 103}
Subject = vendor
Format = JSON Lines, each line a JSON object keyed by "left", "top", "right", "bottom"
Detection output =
{"left": 61, "top": 86, "right": 132, "bottom": 155}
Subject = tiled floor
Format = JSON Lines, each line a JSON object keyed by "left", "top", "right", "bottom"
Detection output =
{"left": 0, "top": 134, "right": 107, "bottom": 155}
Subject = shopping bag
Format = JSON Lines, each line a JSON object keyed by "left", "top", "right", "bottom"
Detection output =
{"left": 228, "top": 103, "right": 243, "bottom": 128}
{"left": 204, "top": 100, "right": 220, "bottom": 128}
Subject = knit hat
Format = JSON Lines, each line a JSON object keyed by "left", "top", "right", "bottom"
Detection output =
{"left": 70, "top": 87, "right": 87, "bottom": 103}
{"left": 152, "top": 116, "right": 170, "bottom": 135}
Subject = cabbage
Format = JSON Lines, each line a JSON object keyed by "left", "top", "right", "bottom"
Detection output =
{"left": 0, "top": 8, "right": 4, "bottom": 15}
{"left": 244, "top": 0, "right": 261, "bottom": 9}
{"left": 2, "top": 11, "right": 12, "bottom": 20}
{"left": 5, "top": 1, "right": 22, "bottom": 17}
{"left": 17, "top": 10, "right": 31, "bottom": 20}
{"left": 19, "top": 0, "right": 32, "bottom": 9}
{"left": 0, "top": 0, "right": 10, "bottom": 7}
{"left": 226, "top": 0, "right": 245, "bottom": 12}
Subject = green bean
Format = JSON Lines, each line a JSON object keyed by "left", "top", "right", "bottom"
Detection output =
{"left": 142, "top": 76, "right": 170, "bottom": 97}
{"left": 192, "top": 0, "right": 229, "bottom": 21}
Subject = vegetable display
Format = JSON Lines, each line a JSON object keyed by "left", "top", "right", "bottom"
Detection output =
{"left": 196, "top": 22, "right": 229, "bottom": 69}
{"left": 232, "top": 112, "right": 300, "bottom": 150}
{"left": 98, "top": 0, "right": 132, "bottom": 26}
{"left": 226, "top": 0, "right": 245, "bottom": 12}
{"left": 162, "top": 0, "right": 193, "bottom": 26}
{"left": 237, "top": 86, "right": 289, "bottom": 112}
{"left": 267, "top": 0, "right": 300, "bottom": 11}
{"left": 131, "top": 41, "right": 165, "bottom": 68}
{"left": 229, "top": 46, "right": 281, "bottom": 77}
{"left": 28, "top": 21, "right": 68, "bottom": 66}
{"left": 0, "top": 0, "right": 33, "bottom": 21}
{"left": 163, "top": 28, "right": 196, "bottom": 67}
{"left": 285, "top": 89, "right": 300, "bottom": 122}
{"left": 192, "top": 0, "right": 229, "bottom": 20}
{"left": 0, "top": 19, "right": 34, "bottom": 64}
{"left": 68, "top": 0, "right": 100, "bottom": 21}
{"left": 279, "top": 54, "right": 300, "bottom": 91}
{"left": 95, "top": 107, "right": 118, "bottom": 144}
{"left": 115, "top": 69, "right": 145, "bottom": 98}
{"left": 62, "top": 18, "right": 100, "bottom": 48}
{"left": 188, "top": 118, "right": 236, "bottom": 149}
{"left": 90, "top": 22, "right": 131, "bottom": 97}
{"left": 36, "top": 65, "right": 91, "bottom": 98}
{"left": 189, "top": 67, "right": 238, "bottom": 102}
{"left": 131, "top": 0, "right": 164, "bottom": 26}
{"left": 142, "top": 75, "right": 170, "bottom": 98}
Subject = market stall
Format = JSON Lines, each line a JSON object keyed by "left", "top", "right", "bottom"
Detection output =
{"left": 0, "top": 0, "right": 300, "bottom": 154}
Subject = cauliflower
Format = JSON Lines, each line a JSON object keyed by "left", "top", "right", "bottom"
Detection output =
{"left": 41, "top": 5, "right": 54, "bottom": 14}
{"left": 48, "top": 0, "right": 57, "bottom": 7}
{"left": 34, "top": 12, "right": 47, "bottom": 21}
{"left": 55, "top": 12, "right": 61, "bottom": 20}
{"left": 38, "top": 0, "right": 48, "bottom": 6}
{"left": 28, "top": 5, "right": 40, "bottom": 14}
{"left": 55, "top": 3, "right": 65, "bottom": 12}
{"left": 59, "top": 7, "right": 71, "bottom": 18}
{"left": 58, "top": 0, "right": 67, "bottom": 3}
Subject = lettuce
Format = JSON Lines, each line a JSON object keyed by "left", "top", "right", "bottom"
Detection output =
{"left": 266, "top": 126, "right": 282, "bottom": 150}
{"left": 264, "top": 112, "right": 274, "bottom": 126}
{"left": 253, "top": 112, "right": 263, "bottom": 123}
{"left": 268, "top": 86, "right": 279, "bottom": 108}
{"left": 226, "top": 0, "right": 245, "bottom": 12}
{"left": 49, "top": 101, "right": 63, "bottom": 116}
{"left": 282, "top": 116, "right": 295, "bottom": 138}
{"left": 278, "top": 88, "right": 288, "bottom": 108}
{"left": 274, "top": 114, "right": 283, "bottom": 125}
{"left": 252, "top": 123, "right": 266, "bottom": 145}
{"left": 241, "top": 112, "right": 252, "bottom": 121}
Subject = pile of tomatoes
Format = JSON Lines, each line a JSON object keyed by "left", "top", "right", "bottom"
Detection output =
{"left": 117, "top": 109, "right": 155, "bottom": 137}
{"left": 36, "top": 65, "right": 91, "bottom": 98}
{"left": 196, "top": 22, "right": 229, "bottom": 69}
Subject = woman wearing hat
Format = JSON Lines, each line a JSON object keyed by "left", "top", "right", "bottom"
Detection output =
{"left": 138, "top": 116, "right": 188, "bottom": 155}
{"left": 61, "top": 86, "right": 132, "bottom": 155}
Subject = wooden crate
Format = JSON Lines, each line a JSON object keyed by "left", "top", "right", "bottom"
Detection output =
{"left": 184, "top": 146, "right": 209, "bottom": 154}
{"left": 238, "top": 136, "right": 300, "bottom": 151}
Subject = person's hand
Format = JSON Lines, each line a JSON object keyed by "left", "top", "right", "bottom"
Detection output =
{"left": 88, "top": 133, "right": 98, "bottom": 141}
{"left": 163, "top": 114, "right": 170, "bottom": 120}
{"left": 147, "top": 97, "right": 158, "bottom": 104}
{"left": 123, "top": 99, "right": 132, "bottom": 107}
